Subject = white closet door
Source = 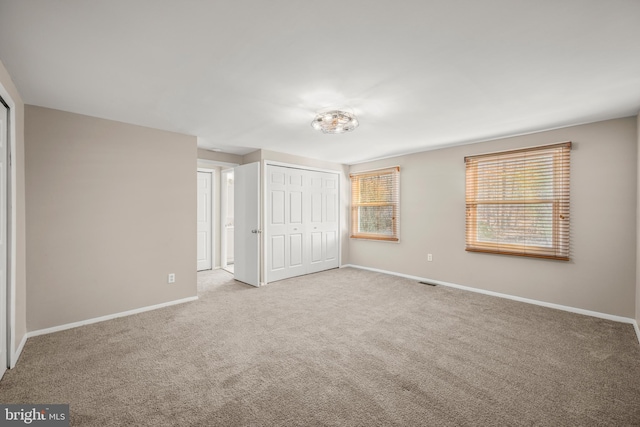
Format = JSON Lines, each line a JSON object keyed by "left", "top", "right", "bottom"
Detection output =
{"left": 267, "top": 165, "right": 339, "bottom": 282}
{"left": 267, "top": 167, "right": 306, "bottom": 282}
{"left": 307, "top": 171, "right": 340, "bottom": 274}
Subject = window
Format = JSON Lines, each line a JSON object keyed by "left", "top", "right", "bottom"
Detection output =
{"left": 465, "top": 142, "right": 571, "bottom": 260}
{"left": 350, "top": 167, "right": 400, "bottom": 241}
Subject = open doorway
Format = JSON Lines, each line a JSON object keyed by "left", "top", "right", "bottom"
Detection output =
{"left": 221, "top": 168, "right": 234, "bottom": 273}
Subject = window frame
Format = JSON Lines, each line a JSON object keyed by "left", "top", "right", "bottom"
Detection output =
{"left": 350, "top": 167, "right": 400, "bottom": 242}
{"left": 465, "top": 142, "right": 571, "bottom": 260}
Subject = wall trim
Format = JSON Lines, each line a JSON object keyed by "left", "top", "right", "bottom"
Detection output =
{"left": 343, "top": 264, "right": 637, "bottom": 326}
{"left": 12, "top": 333, "right": 26, "bottom": 369}
{"left": 633, "top": 320, "right": 640, "bottom": 344}
{"left": 27, "top": 296, "right": 198, "bottom": 339}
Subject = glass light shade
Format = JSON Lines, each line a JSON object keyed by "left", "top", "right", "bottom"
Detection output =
{"left": 311, "top": 110, "right": 359, "bottom": 134}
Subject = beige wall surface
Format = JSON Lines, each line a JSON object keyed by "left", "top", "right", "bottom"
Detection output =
{"left": 197, "top": 148, "right": 242, "bottom": 165}
{"left": 0, "top": 60, "right": 27, "bottom": 354}
{"left": 242, "top": 150, "right": 261, "bottom": 164}
{"left": 350, "top": 118, "right": 638, "bottom": 318}
{"left": 26, "top": 106, "right": 197, "bottom": 331}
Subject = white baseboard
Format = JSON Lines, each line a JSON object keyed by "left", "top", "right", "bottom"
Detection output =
{"left": 343, "top": 264, "right": 637, "bottom": 326}
{"left": 11, "top": 333, "right": 28, "bottom": 369}
{"left": 633, "top": 320, "right": 640, "bottom": 345}
{"left": 27, "top": 296, "right": 198, "bottom": 339}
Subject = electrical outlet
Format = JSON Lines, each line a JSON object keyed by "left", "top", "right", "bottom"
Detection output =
{"left": 427, "top": 254, "right": 433, "bottom": 262}
{"left": 168, "top": 273, "right": 176, "bottom": 284}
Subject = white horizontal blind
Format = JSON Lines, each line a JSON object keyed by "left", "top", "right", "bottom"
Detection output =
{"left": 465, "top": 142, "right": 571, "bottom": 260}
{"left": 350, "top": 167, "right": 400, "bottom": 241}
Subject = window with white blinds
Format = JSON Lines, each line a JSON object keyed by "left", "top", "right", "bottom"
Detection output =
{"left": 465, "top": 142, "right": 571, "bottom": 260}
{"left": 350, "top": 167, "right": 400, "bottom": 241}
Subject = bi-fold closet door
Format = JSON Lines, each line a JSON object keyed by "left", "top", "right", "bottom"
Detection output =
{"left": 267, "top": 165, "right": 339, "bottom": 282}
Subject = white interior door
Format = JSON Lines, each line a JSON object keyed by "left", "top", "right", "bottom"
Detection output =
{"left": 0, "top": 100, "right": 8, "bottom": 379}
{"left": 234, "top": 162, "right": 260, "bottom": 287}
{"left": 307, "top": 170, "right": 339, "bottom": 274}
{"left": 197, "top": 171, "right": 213, "bottom": 271}
{"left": 267, "top": 166, "right": 306, "bottom": 282}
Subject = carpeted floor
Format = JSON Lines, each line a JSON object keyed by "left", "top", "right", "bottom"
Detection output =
{"left": 1, "top": 267, "right": 639, "bottom": 426}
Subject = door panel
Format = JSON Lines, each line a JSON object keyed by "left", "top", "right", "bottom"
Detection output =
{"left": 290, "top": 173, "right": 302, "bottom": 186}
{"left": 271, "top": 171, "right": 285, "bottom": 184}
{"left": 290, "top": 192, "right": 302, "bottom": 223}
{"left": 311, "top": 193, "right": 322, "bottom": 222}
{"left": 271, "top": 235, "right": 285, "bottom": 270}
{"left": 326, "top": 193, "right": 337, "bottom": 222}
{"left": 197, "top": 232, "right": 206, "bottom": 263}
{"left": 290, "top": 233, "right": 303, "bottom": 266}
{"left": 234, "top": 162, "right": 260, "bottom": 287}
{"left": 326, "top": 231, "right": 337, "bottom": 261}
{"left": 271, "top": 191, "right": 285, "bottom": 224}
{"left": 311, "top": 232, "right": 322, "bottom": 263}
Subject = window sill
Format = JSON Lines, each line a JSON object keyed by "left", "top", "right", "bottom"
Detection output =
{"left": 351, "top": 235, "right": 399, "bottom": 242}
{"left": 465, "top": 247, "right": 569, "bottom": 261}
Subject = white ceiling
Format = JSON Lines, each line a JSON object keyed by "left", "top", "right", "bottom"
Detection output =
{"left": 1, "top": 0, "right": 639, "bottom": 164}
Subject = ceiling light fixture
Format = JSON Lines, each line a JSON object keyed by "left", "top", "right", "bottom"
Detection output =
{"left": 311, "top": 110, "right": 359, "bottom": 134}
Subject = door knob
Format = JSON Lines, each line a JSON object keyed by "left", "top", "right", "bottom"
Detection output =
{"left": 251, "top": 229, "right": 262, "bottom": 234}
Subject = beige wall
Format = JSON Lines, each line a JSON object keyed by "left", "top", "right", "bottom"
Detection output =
{"left": 242, "top": 150, "right": 261, "bottom": 164}
{"left": 0, "top": 60, "right": 27, "bottom": 355}
{"left": 350, "top": 117, "right": 637, "bottom": 318}
{"left": 197, "top": 148, "right": 242, "bottom": 165}
{"left": 25, "top": 106, "right": 197, "bottom": 331}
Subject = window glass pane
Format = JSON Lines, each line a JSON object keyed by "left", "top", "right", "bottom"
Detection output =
{"left": 476, "top": 203, "right": 553, "bottom": 248}
{"left": 358, "top": 175, "right": 392, "bottom": 203}
{"left": 358, "top": 206, "right": 394, "bottom": 235}
{"left": 476, "top": 156, "right": 554, "bottom": 201}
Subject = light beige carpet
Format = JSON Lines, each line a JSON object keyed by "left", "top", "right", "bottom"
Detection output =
{"left": 1, "top": 267, "right": 639, "bottom": 426}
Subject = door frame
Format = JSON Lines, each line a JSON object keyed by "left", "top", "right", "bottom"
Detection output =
{"left": 197, "top": 168, "right": 214, "bottom": 271}
{"left": 262, "top": 160, "right": 342, "bottom": 286}
{"left": 197, "top": 158, "right": 240, "bottom": 272}
{"left": 220, "top": 168, "right": 234, "bottom": 271}
{"left": 0, "top": 85, "right": 17, "bottom": 369}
